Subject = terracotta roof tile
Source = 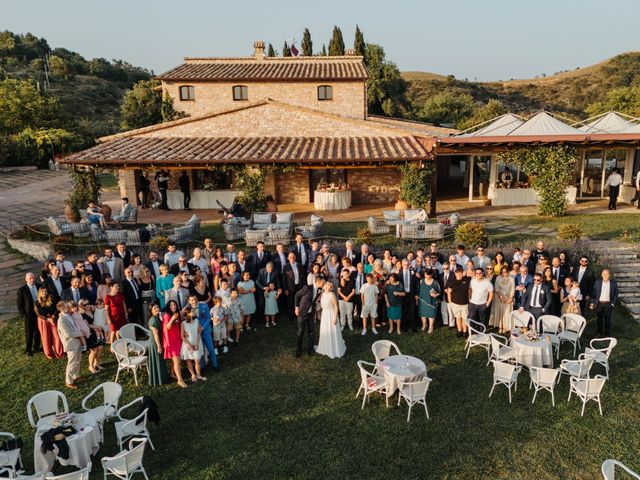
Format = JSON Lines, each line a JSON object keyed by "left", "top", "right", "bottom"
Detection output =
{"left": 60, "top": 136, "right": 428, "bottom": 166}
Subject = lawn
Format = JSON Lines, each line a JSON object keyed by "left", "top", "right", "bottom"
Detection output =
{"left": 506, "top": 213, "right": 640, "bottom": 241}
{"left": 1, "top": 307, "right": 639, "bottom": 479}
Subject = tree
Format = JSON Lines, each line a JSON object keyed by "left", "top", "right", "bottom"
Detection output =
{"left": 161, "top": 91, "right": 188, "bottom": 122}
{"left": 585, "top": 86, "right": 640, "bottom": 117}
{"left": 0, "top": 79, "right": 63, "bottom": 134}
{"left": 458, "top": 99, "right": 508, "bottom": 130}
{"left": 48, "top": 55, "right": 69, "bottom": 78}
{"left": 267, "top": 43, "right": 276, "bottom": 57}
{"left": 0, "top": 31, "right": 16, "bottom": 55}
{"left": 354, "top": 25, "right": 366, "bottom": 61}
{"left": 417, "top": 91, "right": 475, "bottom": 126}
{"left": 120, "top": 80, "right": 162, "bottom": 130}
{"left": 328, "top": 26, "right": 345, "bottom": 56}
{"left": 365, "top": 44, "right": 408, "bottom": 117}
{"left": 301, "top": 28, "right": 312, "bottom": 56}
{"left": 282, "top": 41, "right": 291, "bottom": 57}
{"left": 321, "top": 44, "right": 327, "bottom": 56}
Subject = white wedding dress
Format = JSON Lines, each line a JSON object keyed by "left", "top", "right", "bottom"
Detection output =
{"left": 316, "top": 292, "right": 347, "bottom": 359}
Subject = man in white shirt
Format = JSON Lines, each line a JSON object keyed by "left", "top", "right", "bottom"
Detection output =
{"left": 455, "top": 245, "right": 470, "bottom": 269}
{"left": 468, "top": 268, "right": 494, "bottom": 326}
{"left": 163, "top": 242, "right": 184, "bottom": 267}
{"left": 353, "top": 262, "right": 366, "bottom": 319}
{"left": 471, "top": 246, "right": 491, "bottom": 270}
{"left": 604, "top": 167, "right": 623, "bottom": 210}
{"left": 360, "top": 274, "right": 379, "bottom": 335}
{"left": 54, "top": 252, "right": 74, "bottom": 278}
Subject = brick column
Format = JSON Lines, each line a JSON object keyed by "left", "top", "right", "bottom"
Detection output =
{"left": 118, "top": 169, "right": 136, "bottom": 201}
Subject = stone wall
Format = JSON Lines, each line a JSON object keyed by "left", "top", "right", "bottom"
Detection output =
{"left": 275, "top": 170, "right": 310, "bottom": 203}
{"left": 162, "top": 80, "right": 366, "bottom": 119}
{"left": 7, "top": 237, "right": 51, "bottom": 261}
{"left": 348, "top": 168, "right": 401, "bottom": 204}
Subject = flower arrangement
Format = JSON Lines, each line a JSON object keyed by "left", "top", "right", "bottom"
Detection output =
{"left": 317, "top": 182, "right": 350, "bottom": 193}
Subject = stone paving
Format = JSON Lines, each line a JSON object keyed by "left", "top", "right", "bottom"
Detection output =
{"left": 0, "top": 239, "right": 42, "bottom": 317}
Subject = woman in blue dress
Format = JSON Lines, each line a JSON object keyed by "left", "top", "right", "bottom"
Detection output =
{"left": 237, "top": 271, "right": 256, "bottom": 331}
{"left": 86, "top": 201, "right": 107, "bottom": 229}
{"left": 417, "top": 269, "right": 441, "bottom": 334}
{"left": 385, "top": 274, "right": 405, "bottom": 335}
{"left": 155, "top": 264, "right": 174, "bottom": 310}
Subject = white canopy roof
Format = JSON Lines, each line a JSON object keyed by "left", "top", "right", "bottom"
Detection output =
{"left": 623, "top": 123, "right": 640, "bottom": 133}
{"left": 578, "top": 112, "right": 637, "bottom": 133}
{"left": 508, "top": 111, "right": 584, "bottom": 136}
{"left": 461, "top": 113, "right": 525, "bottom": 137}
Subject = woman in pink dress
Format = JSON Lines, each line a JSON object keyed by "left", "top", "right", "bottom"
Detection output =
{"left": 104, "top": 283, "right": 127, "bottom": 344}
{"left": 162, "top": 300, "right": 187, "bottom": 388}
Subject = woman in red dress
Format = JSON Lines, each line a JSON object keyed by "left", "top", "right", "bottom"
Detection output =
{"left": 104, "top": 283, "right": 128, "bottom": 344}
{"left": 162, "top": 300, "right": 187, "bottom": 388}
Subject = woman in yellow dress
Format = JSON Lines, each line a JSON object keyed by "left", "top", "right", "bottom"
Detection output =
{"left": 490, "top": 266, "right": 515, "bottom": 334}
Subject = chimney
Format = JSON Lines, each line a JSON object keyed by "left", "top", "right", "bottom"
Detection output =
{"left": 253, "top": 41, "right": 265, "bottom": 59}
{"left": 345, "top": 48, "right": 355, "bottom": 56}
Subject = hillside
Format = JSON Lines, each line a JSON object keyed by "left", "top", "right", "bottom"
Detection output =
{"left": 403, "top": 52, "right": 640, "bottom": 120}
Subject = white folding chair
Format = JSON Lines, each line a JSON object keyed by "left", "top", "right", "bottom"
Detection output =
{"left": 510, "top": 310, "right": 535, "bottom": 330}
{"left": 487, "top": 333, "right": 517, "bottom": 366}
{"left": 27, "top": 390, "right": 69, "bottom": 429}
{"left": 102, "top": 438, "right": 150, "bottom": 480}
{"left": 568, "top": 375, "right": 607, "bottom": 416}
{"left": 464, "top": 319, "right": 491, "bottom": 360}
{"left": 118, "top": 324, "right": 150, "bottom": 355}
{"left": 559, "top": 314, "right": 587, "bottom": 357}
{"left": 601, "top": 459, "right": 640, "bottom": 480}
{"left": 585, "top": 337, "right": 617, "bottom": 379}
{"left": 371, "top": 340, "right": 401, "bottom": 364}
{"left": 44, "top": 462, "right": 91, "bottom": 479}
{"left": 111, "top": 338, "right": 148, "bottom": 386}
{"left": 489, "top": 360, "right": 522, "bottom": 404}
{"left": 82, "top": 382, "right": 123, "bottom": 441}
{"left": 355, "top": 360, "right": 389, "bottom": 409}
{"left": 539, "top": 314, "right": 562, "bottom": 360}
{"left": 114, "top": 397, "right": 154, "bottom": 451}
{"left": 397, "top": 377, "right": 432, "bottom": 422}
{"left": 528, "top": 367, "right": 560, "bottom": 406}
{"left": 0, "top": 432, "right": 23, "bottom": 477}
{"left": 559, "top": 354, "right": 595, "bottom": 383}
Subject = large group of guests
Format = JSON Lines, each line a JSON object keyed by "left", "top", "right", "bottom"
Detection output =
{"left": 16, "top": 234, "right": 618, "bottom": 388}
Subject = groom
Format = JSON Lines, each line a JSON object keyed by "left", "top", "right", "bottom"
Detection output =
{"left": 294, "top": 276, "right": 325, "bottom": 357}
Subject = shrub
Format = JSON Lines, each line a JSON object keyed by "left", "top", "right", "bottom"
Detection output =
{"left": 399, "top": 162, "right": 431, "bottom": 207}
{"left": 557, "top": 223, "right": 583, "bottom": 241}
{"left": 355, "top": 227, "right": 373, "bottom": 245}
{"left": 149, "top": 235, "right": 169, "bottom": 251}
{"left": 455, "top": 222, "right": 488, "bottom": 248}
{"left": 50, "top": 235, "right": 76, "bottom": 255}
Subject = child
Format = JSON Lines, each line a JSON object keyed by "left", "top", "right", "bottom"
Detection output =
{"left": 180, "top": 307, "right": 207, "bottom": 382}
{"left": 226, "top": 289, "right": 244, "bottom": 345}
{"left": 561, "top": 278, "right": 582, "bottom": 315}
{"left": 92, "top": 299, "right": 109, "bottom": 341}
{"left": 512, "top": 247, "right": 523, "bottom": 264}
{"left": 210, "top": 296, "right": 228, "bottom": 355}
{"left": 359, "top": 274, "right": 379, "bottom": 336}
{"left": 264, "top": 282, "right": 279, "bottom": 327}
{"left": 68, "top": 302, "right": 88, "bottom": 351}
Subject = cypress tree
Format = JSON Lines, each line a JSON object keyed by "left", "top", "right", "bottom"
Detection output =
{"left": 354, "top": 25, "right": 366, "bottom": 61}
{"left": 282, "top": 41, "right": 291, "bottom": 57}
{"left": 321, "top": 44, "right": 327, "bottom": 56}
{"left": 328, "top": 26, "right": 345, "bottom": 56}
{"left": 267, "top": 43, "right": 276, "bottom": 57}
{"left": 301, "top": 28, "right": 312, "bottom": 56}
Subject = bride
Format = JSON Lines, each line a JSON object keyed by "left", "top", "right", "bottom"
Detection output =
{"left": 316, "top": 283, "right": 347, "bottom": 359}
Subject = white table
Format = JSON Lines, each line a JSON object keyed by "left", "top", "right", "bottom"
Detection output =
{"left": 34, "top": 413, "right": 100, "bottom": 473}
{"left": 379, "top": 355, "right": 427, "bottom": 394}
{"left": 167, "top": 189, "right": 242, "bottom": 210}
{"left": 314, "top": 190, "right": 351, "bottom": 210}
{"left": 510, "top": 335, "right": 553, "bottom": 368}
{"left": 488, "top": 186, "right": 578, "bottom": 206}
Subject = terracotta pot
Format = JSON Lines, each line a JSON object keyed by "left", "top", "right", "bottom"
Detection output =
{"left": 64, "top": 204, "right": 79, "bottom": 223}
{"left": 395, "top": 200, "right": 409, "bottom": 210}
{"left": 266, "top": 200, "right": 278, "bottom": 212}
{"left": 100, "top": 204, "right": 112, "bottom": 222}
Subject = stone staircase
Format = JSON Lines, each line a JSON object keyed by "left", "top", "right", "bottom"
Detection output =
{"left": 0, "top": 238, "right": 42, "bottom": 319}
{"left": 593, "top": 240, "right": 640, "bottom": 320}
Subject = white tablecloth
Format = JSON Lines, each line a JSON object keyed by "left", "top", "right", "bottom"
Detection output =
{"left": 510, "top": 335, "right": 553, "bottom": 368}
{"left": 489, "top": 187, "right": 578, "bottom": 206}
{"left": 34, "top": 413, "right": 101, "bottom": 473}
{"left": 314, "top": 190, "right": 351, "bottom": 210}
{"left": 379, "top": 355, "right": 427, "bottom": 394}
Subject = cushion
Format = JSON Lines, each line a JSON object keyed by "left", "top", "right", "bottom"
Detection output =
{"left": 310, "top": 214, "right": 323, "bottom": 226}
{"left": 46, "top": 216, "right": 62, "bottom": 236}
{"left": 228, "top": 216, "right": 239, "bottom": 225}
{"left": 275, "top": 213, "right": 293, "bottom": 224}
{"left": 253, "top": 213, "right": 273, "bottom": 225}
{"left": 185, "top": 214, "right": 200, "bottom": 225}
{"left": 253, "top": 223, "right": 271, "bottom": 230}
{"left": 383, "top": 210, "right": 401, "bottom": 221}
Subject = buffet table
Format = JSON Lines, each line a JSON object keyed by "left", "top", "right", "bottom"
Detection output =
{"left": 167, "top": 190, "right": 242, "bottom": 210}
{"left": 314, "top": 190, "right": 352, "bottom": 210}
{"left": 488, "top": 186, "right": 578, "bottom": 206}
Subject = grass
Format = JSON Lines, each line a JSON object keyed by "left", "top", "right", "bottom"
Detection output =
{"left": 96, "top": 172, "right": 118, "bottom": 191}
{"left": 1, "top": 306, "right": 639, "bottom": 479}
{"left": 505, "top": 214, "right": 640, "bottom": 241}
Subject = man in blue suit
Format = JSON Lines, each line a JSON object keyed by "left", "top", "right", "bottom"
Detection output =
{"left": 514, "top": 265, "right": 533, "bottom": 307}
{"left": 590, "top": 269, "right": 618, "bottom": 336}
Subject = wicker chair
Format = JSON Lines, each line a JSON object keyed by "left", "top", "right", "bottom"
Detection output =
{"left": 401, "top": 223, "right": 445, "bottom": 240}
{"left": 265, "top": 228, "right": 291, "bottom": 246}
{"left": 168, "top": 225, "right": 194, "bottom": 244}
{"left": 295, "top": 215, "right": 324, "bottom": 239}
{"left": 106, "top": 229, "right": 129, "bottom": 246}
{"left": 368, "top": 216, "right": 390, "bottom": 234}
{"left": 245, "top": 229, "right": 268, "bottom": 247}
{"left": 223, "top": 222, "right": 248, "bottom": 241}
{"left": 437, "top": 213, "right": 461, "bottom": 230}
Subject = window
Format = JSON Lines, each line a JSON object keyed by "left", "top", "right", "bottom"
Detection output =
{"left": 232, "top": 85, "right": 248, "bottom": 101}
{"left": 317, "top": 85, "right": 333, "bottom": 101}
{"left": 192, "top": 169, "right": 233, "bottom": 191}
{"left": 179, "top": 85, "right": 195, "bottom": 101}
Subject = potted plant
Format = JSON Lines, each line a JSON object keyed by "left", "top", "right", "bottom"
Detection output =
{"left": 398, "top": 163, "right": 431, "bottom": 209}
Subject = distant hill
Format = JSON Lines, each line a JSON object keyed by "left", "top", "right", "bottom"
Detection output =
{"left": 403, "top": 52, "right": 640, "bottom": 120}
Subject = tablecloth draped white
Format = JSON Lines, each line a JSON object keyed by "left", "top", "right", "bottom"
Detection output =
{"left": 488, "top": 186, "right": 578, "bottom": 206}
{"left": 34, "top": 413, "right": 101, "bottom": 473}
{"left": 510, "top": 336, "right": 553, "bottom": 368}
{"left": 313, "top": 190, "right": 352, "bottom": 210}
{"left": 379, "top": 355, "right": 427, "bottom": 394}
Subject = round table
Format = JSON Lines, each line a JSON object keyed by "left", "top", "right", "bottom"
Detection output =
{"left": 379, "top": 355, "right": 427, "bottom": 394}
{"left": 314, "top": 190, "right": 351, "bottom": 210}
{"left": 510, "top": 335, "right": 553, "bottom": 368}
{"left": 34, "top": 413, "right": 101, "bottom": 473}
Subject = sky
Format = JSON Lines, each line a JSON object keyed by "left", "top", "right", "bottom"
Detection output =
{"left": 3, "top": 0, "right": 640, "bottom": 81}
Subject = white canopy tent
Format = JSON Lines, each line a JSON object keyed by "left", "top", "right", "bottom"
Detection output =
{"left": 578, "top": 112, "right": 638, "bottom": 134}
{"left": 459, "top": 113, "right": 525, "bottom": 137}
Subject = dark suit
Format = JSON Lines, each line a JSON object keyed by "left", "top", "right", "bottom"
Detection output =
{"left": 114, "top": 249, "right": 133, "bottom": 269}
{"left": 514, "top": 273, "right": 533, "bottom": 307}
{"left": 549, "top": 266, "right": 568, "bottom": 315}
{"left": 122, "top": 277, "right": 144, "bottom": 326}
{"left": 272, "top": 251, "right": 288, "bottom": 276}
{"left": 591, "top": 279, "right": 618, "bottom": 336}
{"left": 44, "top": 276, "right": 67, "bottom": 304}
{"left": 291, "top": 243, "right": 311, "bottom": 269}
{"left": 145, "top": 260, "right": 162, "bottom": 283}
{"left": 343, "top": 250, "right": 360, "bottom": 266}
{"left": 17, "top": 283, "right": 41, "bottom": 353}
{"left": 520, "top": 283, "right": 552, "bottom": 328}
{"left": 85, "top": 261, "right": 102, "bottom": 284}
{"left": 169, "top": 263, "right": 196, "bottom": 278}
{"left": 294, "top": 285, "right": 320, "bottom": 355}
{"left": 250, "top": 251, "right": 271, "bottom": 278}
{"left": 575, "top": 266, "right": 596, "bottom": 313}
{"left": 399, "top": 268, "right": 419, "bottom": 331}
{"left": 283, "top": 262, "right": 306, "bottom": 321}
{"left": 61, "top": 287, "right": 84, "bottom": 303}
{"left": 235, "top": 259, "right": 252, "bottom": 276}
